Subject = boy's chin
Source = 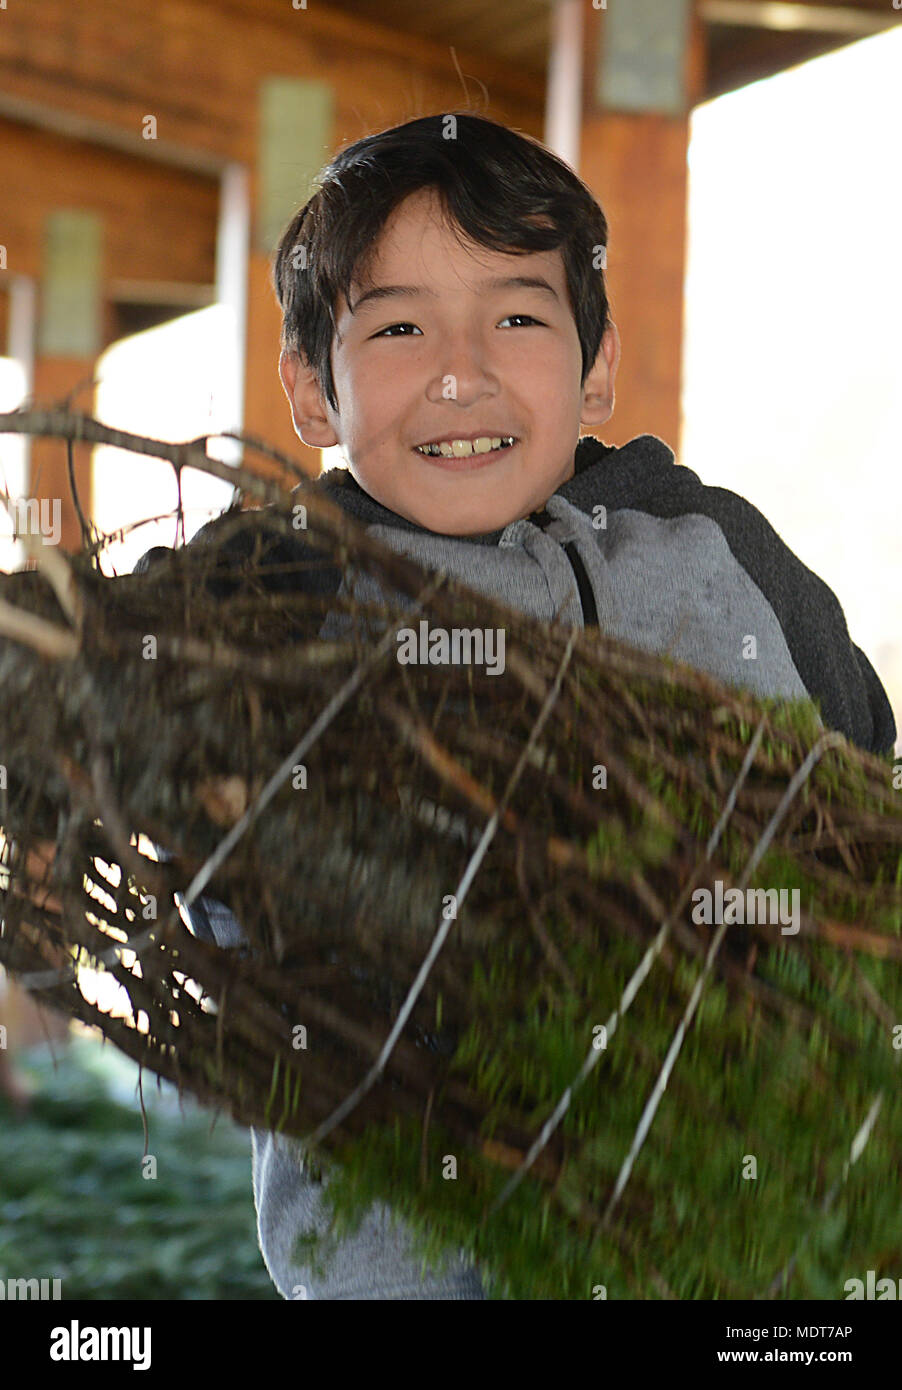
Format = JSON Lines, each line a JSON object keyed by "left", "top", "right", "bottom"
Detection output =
{"left": 401, "top": 497, "right": 525, "bottom": 536}
{"left": 403, "top": 469, "right": 572, "bottom": 534}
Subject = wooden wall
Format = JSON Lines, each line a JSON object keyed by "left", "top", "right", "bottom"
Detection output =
{"left": 0, "top": 0, "right": 543, "bottom": 518}
{"left": 579, "top": 2, "right": 706, "bottom": 453}
{"left": 0, "top": 118, "right": 219, "bottom": 286}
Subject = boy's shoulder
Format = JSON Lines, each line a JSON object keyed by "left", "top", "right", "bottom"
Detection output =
{"left": 566, "top": 436, "right": 896, "bottom": 758}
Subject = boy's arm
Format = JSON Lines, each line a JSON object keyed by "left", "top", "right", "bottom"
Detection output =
{"left": 703, "top": 482, "right": 898, "bottom": 757}
{"left": 609, "top": 453, "right": 898, "bottom": 757}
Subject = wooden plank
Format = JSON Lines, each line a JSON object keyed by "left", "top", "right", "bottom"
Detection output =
{"left": 0, "top": 118, "right": 218, "bottom": 286}
{"left": 27, "top": 357, "right": 94, "bottom": 553}
{"left": 0, "top": 0, "right": 542, "bottom": 166}
{"left": 578, "top": 3, "right": 707, "bottom": 452}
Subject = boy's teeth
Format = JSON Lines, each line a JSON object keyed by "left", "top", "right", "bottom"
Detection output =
{"left": 416, "top": 436, "right": 513, "bottom": 457}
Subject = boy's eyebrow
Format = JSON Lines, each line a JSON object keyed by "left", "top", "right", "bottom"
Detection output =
{"left": 349, "top": 275, "right": 560, "bottom": 315}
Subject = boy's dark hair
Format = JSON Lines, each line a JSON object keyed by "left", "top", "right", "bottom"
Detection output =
{"left": 271, "top": 112, "right": 612, "bottom": 415}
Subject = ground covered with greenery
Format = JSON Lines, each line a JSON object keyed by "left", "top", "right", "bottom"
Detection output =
{"left": 0, "top": 1031, "right": 280, "bottom": 1299}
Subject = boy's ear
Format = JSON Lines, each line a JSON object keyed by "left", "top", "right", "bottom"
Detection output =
{"left": 278, "top": 349, "right": 340, "bottom": 449}
{"left": 579, "top": 322, "right": 620, "bottom": 430}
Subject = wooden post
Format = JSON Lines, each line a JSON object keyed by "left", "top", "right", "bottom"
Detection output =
{"left": 578, "top": 0, "right": 707, "bottom": 452}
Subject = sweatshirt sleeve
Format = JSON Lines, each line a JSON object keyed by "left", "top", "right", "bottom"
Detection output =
{"left": 615, "top": 455, "right": 898, "bottom": 758}
{"left": 252, "top": 1129, "right": 485, "bottom": 1300}
{"left": 694, "top": 482, "right": 898, "bottom": 757}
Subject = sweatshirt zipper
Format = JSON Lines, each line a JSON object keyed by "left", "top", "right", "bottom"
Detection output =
{"left": 562, "top": 540, "right": 599, "bottom": 627}
{"left": 530, "top": 507, "right": 599, "bottom": 627}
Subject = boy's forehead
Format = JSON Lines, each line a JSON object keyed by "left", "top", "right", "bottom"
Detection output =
{"left": 345, "top": 206, "right": 567, "bottom": 313}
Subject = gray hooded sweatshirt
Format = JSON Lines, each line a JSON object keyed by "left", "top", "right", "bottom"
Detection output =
{"left": 137, "top": 432, "right": 896, "bottom": 1299}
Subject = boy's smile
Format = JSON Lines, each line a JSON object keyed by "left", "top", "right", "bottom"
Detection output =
{"left": 280, "top": 187, "right": 619, "bottom": 536}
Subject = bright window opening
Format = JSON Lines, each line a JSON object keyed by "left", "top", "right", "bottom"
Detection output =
{"left": 682, "top": 26, "right": 902, "bottom": 754}
{"left": 92, "top": 304, "right": 238, "bottom": 578}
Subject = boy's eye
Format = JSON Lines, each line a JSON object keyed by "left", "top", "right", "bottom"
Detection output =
{"left": 373, "top": 314, "right": 543, "bottom": 338}
{"left": 374, "top": 322, "right": 421, "bottom": 337}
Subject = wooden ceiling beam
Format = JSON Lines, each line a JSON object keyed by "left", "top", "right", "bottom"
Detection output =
{"left": 699, "top": 1, "right": 897, "bottom": 36}
{"left": 0, "top": 90, "right": 227, "bottom": 177}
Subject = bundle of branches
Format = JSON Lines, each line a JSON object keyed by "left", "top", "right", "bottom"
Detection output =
{"left": 0, "top": 411, "right": 900, "bottom": 1300}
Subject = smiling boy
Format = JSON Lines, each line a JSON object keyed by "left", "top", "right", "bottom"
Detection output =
{"left": 140, "top": 111, "right": 896, "bottom": 1300}
{"left": 277, "top": 182, "right": 618, "bottom": 538}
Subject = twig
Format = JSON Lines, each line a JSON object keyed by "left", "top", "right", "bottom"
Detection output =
{"left": 211, "top": 427, "right": 317, "bottom": 486}
{"left": 89, "top": 750, "right": 171, "bottom": 899}
{"left": 419, "top": 1087, "right": 434, "bottom": 1188}
{"left": 382, "top": 697, "right": 589, "bottom": 873}
{"left": 22, "top": 537, "right": 84, "bottom": 633}
{"left": 0, "top": 596, "right": 80, "bottom": 659}
{"left": 0, "top": 408, "right": 294, "bottom": 511}
{"left": 513, "top": 837, "right": 581, "bottom": 994}
{"left": 66, "top": 436, "right": 94, "bottom": 553}
{"left": 1, "top": 481, "right": 84, "bottom": 634}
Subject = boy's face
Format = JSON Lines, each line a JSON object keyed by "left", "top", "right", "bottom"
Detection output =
{"left": 279, "top": 188, "right": 619, "bottom": 535}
